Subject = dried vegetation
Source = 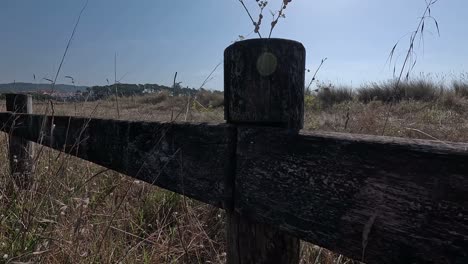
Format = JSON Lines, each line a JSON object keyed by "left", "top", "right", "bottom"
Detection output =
{"left": 1, "top": 78, "right": 468, "bottom": 263}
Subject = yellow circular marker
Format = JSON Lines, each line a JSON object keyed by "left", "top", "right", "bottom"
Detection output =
{"left": 256, "top": 52, "right": 278, "bottom": 77}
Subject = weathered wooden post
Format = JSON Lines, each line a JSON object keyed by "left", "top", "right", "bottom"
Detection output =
{"left": 6, "top": 94, "right": 34, "bottom": 189}
{"left": 224, "top": 39, "right": 305, "bottom": 263}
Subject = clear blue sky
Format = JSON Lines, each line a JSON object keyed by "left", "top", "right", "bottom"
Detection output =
{"left": 0, "top": 0, "right": 467, "bottom": 90}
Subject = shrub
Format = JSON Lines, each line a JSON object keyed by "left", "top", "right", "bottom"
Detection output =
{"left": 304, "top": 94, "right": 319, "bottom": 110}
{"left": 139, "top": 91, "right": 170, "bottom": 105}
{"left": 316, "top": 84, "right": 353, "bottom": 107}
{"left": 357, "top": 82, "right": 395, "bottom": 103}
{"left": 155, "top": 95, "right": 187, "bottom": 111}
{"left": 439, "top": 90, "right": 467, "bottom": 112}
{"left": 358, "top": 79, "right": 441, "bottom": 103}
{"left": 453, "top": 81, "right": 468, "bottom": 98}
{"left": 195, "top": 90, "right": 224, "bottom": 108}
{"left": 400, "top": 79, "right": 441, "bottom": 101}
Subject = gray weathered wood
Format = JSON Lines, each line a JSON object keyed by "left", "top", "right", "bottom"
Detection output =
{"left": 235, "top": 127, "right": 468, "bottom": 264}
{"left": 225, "top": 38, "right": 305, "bottom": 264}
{"left": 5, "top": 94, "right": 34, "bottom": 189}
{"left": 0, "top": 113, "right": 235, "bottom": 207}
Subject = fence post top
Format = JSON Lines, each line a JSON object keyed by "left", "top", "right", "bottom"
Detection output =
{"left": 5, "top": 93, "right": 33, "bottom": 113}
{"left": 224, "top": 37, "right": 306, "bottom": 130}
{"left": 225, "top": 38, "right": 305, "bottom": 52}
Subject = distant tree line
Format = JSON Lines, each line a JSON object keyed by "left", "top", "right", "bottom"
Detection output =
{"left": 84, "top": 83, "right": 199, "bottom": 100}
{"left": 0, "top": 83, "right": 222, "bottom": 103}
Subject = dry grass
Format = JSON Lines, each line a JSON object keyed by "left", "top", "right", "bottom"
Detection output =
{"left": 0, "top": 97, "right": 227, "bottom": 263}
{"left": 316, "top": 83, "right": 353, "bottom": 108}
{"left": 454, "top": 80, "right": 468, "bottom": 98}
{"left": 316, "top": 79, "right": 468, "bottom": 107}
{"left": 304, "top": 98, "right": 468, "bottom": 142}
{"left": 0, "top": 143, "right": 226, "bottom": 263}
{"left": 1, "top": 90, "right": 468, "bottom": 263}
{"left": 30, "top": 94, "right": 224, "bottom": 123}
{"left": 357, "top": 79, "right": 442, "bottom": 103}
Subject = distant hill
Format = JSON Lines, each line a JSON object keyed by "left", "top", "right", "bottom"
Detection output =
{"left": 0, "top": 82, "right": 87, "bottom": 93}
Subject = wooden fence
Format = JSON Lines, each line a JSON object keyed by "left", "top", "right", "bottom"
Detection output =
{"left": 1, "top": 39, "right": 467, "bottom": 264}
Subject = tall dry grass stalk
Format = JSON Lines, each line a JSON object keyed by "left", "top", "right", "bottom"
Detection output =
{"left": 237, "top": 0, "right": 294, "bottom": 38}
{"left": 381, "top": 0, "right": 441, "bottom": 135}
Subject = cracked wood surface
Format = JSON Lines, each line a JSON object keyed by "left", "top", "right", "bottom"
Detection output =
{"left": 0, "top": 112, "right": 235, "bottom": 208}
{"left": 235, "top": 127, "right": 468, "bottom": 264}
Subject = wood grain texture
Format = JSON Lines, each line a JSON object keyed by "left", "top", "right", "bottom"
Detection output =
{"left": 224, "top": 38, "right": 304, "bottom": 264}
{"left": 0, "top": 113, "right": 235, "bottom": 207}
{"left": 235, "top": 127, "right": 468, "bottom": 264}
{"left": 5, "top": 94, "right": 34, "bottom": 189}
{"left": 224, "top": 38, "right": 305, "bottom": 130}
{"left": 227, "top": 213, "right": 300, "bottom": 264}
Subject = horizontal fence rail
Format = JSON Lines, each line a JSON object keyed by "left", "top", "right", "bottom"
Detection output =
{"left": 1, "top": 112, "right": 467, "bottom": 263}
{"left": 236, "top": 127, "right": 468, "bottom": 263}
{"left": 0, "top": 112, "right": 234, "bottom": 208}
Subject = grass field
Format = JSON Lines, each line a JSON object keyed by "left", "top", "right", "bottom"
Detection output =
{"left": 0, "top": 81, "right": 467, "bottom": 263}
